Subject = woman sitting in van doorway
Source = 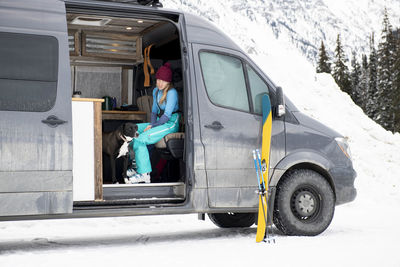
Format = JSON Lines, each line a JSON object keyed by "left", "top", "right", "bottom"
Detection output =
{"left": 126, "top": 63, "right": 180, "bottom": 184}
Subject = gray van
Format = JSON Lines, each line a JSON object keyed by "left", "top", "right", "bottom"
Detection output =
{"left": 0, "top": 0, "right": 356, "bottom": 236}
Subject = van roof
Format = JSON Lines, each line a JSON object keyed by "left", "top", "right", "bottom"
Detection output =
{"left": 183, "top": 13, "right": 242, "bottom": 51}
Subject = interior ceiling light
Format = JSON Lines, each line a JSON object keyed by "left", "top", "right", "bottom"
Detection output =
{"left": 71, "top": 16, "right": 111, "bottom": 26}
{"left": 126, "top": 27, "right": 133, "bottom": 30}
{"left": 137, "top": 20, "right": 144, "bottom": 24}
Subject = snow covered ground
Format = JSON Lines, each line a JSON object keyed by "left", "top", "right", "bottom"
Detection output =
{"left": 1, "top": 203, "right": 400, "bottom": 267}
{"left": 1, "top": 1, "right": 400, "bottom": 267}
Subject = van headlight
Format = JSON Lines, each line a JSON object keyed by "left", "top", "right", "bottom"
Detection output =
{"left": 335, "top": 137, "right": 352, "bottom": 160}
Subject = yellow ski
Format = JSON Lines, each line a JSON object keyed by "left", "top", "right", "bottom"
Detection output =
{"left": 253, "top": 94, "right": 273, "bottom": 243}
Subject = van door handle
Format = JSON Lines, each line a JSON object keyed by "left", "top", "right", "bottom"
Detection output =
{"left": 204, "top": 121, "right": 224, "bottom": 130}
{"left": 41, "top": 115, "right": 67, "bottom": 128}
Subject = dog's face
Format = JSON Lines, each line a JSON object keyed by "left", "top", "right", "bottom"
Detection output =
{"left": 122, "top": 123, "right": 139, "bottom": 139}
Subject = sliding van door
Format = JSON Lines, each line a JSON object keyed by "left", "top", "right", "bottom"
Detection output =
{"left": 0, "top": 0, "right": 73, "bottom": 217}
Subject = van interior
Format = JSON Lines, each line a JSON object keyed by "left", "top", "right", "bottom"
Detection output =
{"left": 66, "top": 10, "right": 186, "bottom": 206}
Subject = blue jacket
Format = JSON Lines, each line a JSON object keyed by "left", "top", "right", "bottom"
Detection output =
{"left": 150, "top": 87, "right": 179, "bottom": 127}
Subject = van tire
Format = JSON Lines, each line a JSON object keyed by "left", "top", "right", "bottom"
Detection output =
{"left": 273, "top": 169, "right": 335, "bottom": 236}
{"left": 208, "top": 213, "right": 255, "bottom": 228}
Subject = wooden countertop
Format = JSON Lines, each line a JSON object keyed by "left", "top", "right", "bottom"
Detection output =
{"left": 102, "top": 110, "right": 147, "bottom": 122}
{"left": 102, "top": 110, "right": 146, "bottom": 115}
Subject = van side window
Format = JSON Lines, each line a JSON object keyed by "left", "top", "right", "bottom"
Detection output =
{"left": 199, "top": 52, "right": 249, "bottom": 112}
{"left": 246, "top": 64, "right": 270, "bottom": 115}
{"left": 0, "top": 32, "right": 58, "bottom": 112}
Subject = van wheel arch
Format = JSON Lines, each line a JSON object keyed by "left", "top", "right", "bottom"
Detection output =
{"left": 274, "top": 162, "right": 336, "bottom": 196}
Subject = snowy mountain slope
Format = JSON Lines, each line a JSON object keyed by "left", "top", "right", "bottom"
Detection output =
{"left": 164, "top": 0, "right": 400, "bottom": 204}
{"left": 1, "top": 2, "right": 400, "bottom": 266}
{"left": 165, "top": 0, "right": 400, "bottom": 62}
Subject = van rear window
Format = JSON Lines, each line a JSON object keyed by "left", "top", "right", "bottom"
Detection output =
{"left": 0, "top": 32, "right": 58, "bottom": 112}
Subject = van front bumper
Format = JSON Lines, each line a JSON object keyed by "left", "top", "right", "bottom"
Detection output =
{"left": 330, "top": 167, "right": 357, "bottom": 205}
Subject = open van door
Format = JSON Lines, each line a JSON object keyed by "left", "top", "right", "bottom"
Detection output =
{"left": 0, "top": 0, "right": 73, "bottom": 217}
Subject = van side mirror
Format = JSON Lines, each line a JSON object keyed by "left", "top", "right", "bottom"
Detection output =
{"left": 276, "top": 86, "right": 286, "bottom": 117}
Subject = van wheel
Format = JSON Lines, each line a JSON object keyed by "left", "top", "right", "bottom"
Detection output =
{"left": 208, "top": 212, "right": 255, "bottom": 228}
{"left": 273, "top": 169, "right": 335, "bottom": 236}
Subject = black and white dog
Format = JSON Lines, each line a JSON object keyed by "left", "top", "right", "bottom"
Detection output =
{"left": 102, "top": 123, "right": 138, "bottom": 184}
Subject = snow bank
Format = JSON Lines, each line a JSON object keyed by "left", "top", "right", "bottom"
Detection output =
{"left": 164, "top": 0, "right": 400, "bottom": 206}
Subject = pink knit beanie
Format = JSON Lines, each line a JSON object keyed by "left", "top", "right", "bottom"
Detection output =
{"left": 156, "top": 63, "right": 172, "bottom": 82}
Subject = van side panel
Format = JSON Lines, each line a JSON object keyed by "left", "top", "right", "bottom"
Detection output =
{"left": 0, "top": 0, "right": 73, "bottom": 217}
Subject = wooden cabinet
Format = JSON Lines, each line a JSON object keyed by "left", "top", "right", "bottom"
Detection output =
{"left": 72, "top": 99, "right": 147, "bottom": 202}
{"left": 72, "top": 98, "right": 103, "bottom": 201}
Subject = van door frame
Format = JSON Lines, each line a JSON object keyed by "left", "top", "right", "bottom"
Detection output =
{"left": 64, "top": 1, "right": 195, "bottom": 208}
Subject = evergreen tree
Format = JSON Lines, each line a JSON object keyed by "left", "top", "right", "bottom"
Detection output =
{"left": 393, "top": 32, "right": 400, "bottom": 133}
{"left": 376, "top": 9, "right": 395, "bottom": 131}
{"left": 358, "top": 54, "right": 369, "bottom": 112}
{"left": 367, "top": 33, "right": 379, "bottom": 120}
{"left": 332, "top": 34, "right": 352, "bottom": 95}
{"left": 350, "top": 51, "right": 362, "bottom": 106}
{"left": 317, "top": 41, "right": 331, "bottom": 73}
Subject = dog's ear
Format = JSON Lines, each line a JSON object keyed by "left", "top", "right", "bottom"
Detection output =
{"left": 118, "top": 123, "right": 125, "bottom": 132}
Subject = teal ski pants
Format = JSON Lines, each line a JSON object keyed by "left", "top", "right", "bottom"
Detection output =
{"left": 131, "top": 113, "right": 180, "bottom": 174}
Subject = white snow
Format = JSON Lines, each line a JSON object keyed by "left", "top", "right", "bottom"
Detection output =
{"left": 1, "top": 1, "right": 400, "bottom": 267}
{"left": 162, "top": 0, "right": 400, "bottom": 61}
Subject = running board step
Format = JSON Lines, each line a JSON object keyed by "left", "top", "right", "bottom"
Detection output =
{"left": 102, "top": 182, "right": 185, "bottom": 201}
{"left": 73, "top": 196, "right": 185, "bottom": 208}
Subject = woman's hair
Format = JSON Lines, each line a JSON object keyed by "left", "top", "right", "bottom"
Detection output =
{"left": 159, "top": 82, "right": 173, "bottom": 105}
